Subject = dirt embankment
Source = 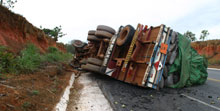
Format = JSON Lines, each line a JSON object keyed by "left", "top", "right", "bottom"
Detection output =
{"left": 0, "top": 5, "right": 65, "bottom": 53}
{"left": 191, "top": 40, "right": 220, "bottom": 64}
{"left": 0, "top": 63, "right": 75, "bottom": 111}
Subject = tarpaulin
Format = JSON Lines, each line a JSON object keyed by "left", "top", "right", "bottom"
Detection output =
{"left": 168, "top": 33, "right": 208, "bottom": 88}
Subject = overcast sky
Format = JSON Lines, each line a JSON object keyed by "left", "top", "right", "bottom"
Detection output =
{"left": 12, "top": 0, "right": 220, "bottom": 43}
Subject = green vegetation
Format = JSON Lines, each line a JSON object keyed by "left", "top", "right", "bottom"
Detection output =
{"left": 41, "top": 25, "right": 66, "bottom": 42}
{"left": 31, "top": 90, "right": 40, "bottom": 95}
{"left": 44, "top": 46, "right": 72, "bottom": 63}
{"left": 208, "top": 59, "right": 220, "bottom": 65}
{"left": 183, "top": 31, "right": 196, "bottom": 41}
{"left": 22, "top": 101, "right": 31, "bottom": 109}
{"left": 16, "top": 44, "right": 44, "bottom": 73}
{"left": 65, "top": 44, "right": 75, "bottom": 54}
{"left": 1, "top": 0, "right": 17, "bottom": 9}
{"left": 200, "top": 30, "right": 209, "bottom": 41}
{"left": 0, "top": 44, "right": 72, "bottom": 74}
{"left": 0, "top": 46, "right": 17, "bottom": 73}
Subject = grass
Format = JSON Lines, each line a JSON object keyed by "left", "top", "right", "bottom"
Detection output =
{"left": 16, "top": 44, "right": 44, "bottom": 73}
{"left": 44, "top": 47, "right": 72, "bottom": 63}
{"left": 208, "top": 59, "right": 220, "bottom": 65}
{"left": 0, "top": 44, "right": 72, "bottom": 74}
{"left": 31, "top": 90, "right": 40, "bottom": 95}
{"left": 192, "top": 39, "right": 220, "bottom": 47}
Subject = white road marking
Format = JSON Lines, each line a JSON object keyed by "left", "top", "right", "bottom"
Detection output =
{"left": 181, "top": 94, "right": 220, "bottom": 111}
{"left": 208, "top": 68, "right": 220, "bottom": 71}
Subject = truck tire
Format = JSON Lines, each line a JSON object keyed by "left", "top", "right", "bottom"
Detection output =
{"left": 116, "top": 25, "right": 135, "bottom": 46}
{"left": 163, "top": 66, "right": 168, "bottom": 78}
{"left": 72, "top": 40, "right": 85, "bottom": 48}
{"left": 165, "top": 74, "right": 174, "bottom": 87}
{"left": 80, "top": 58, "right": 87, "bottom": 64}
{"left": 168, "top": 43, "right": 176, "bottom": 52}
{"left": 169, "top": 51, "right": 177, "bottom": 65}
{"left": 81, "top": 63, "right": 101, "bottom": 73}
{"left": 87, "top": 35, "right": 100, "bottom": 41}
{"left": 87, "top": 58, "right": 103, "bottom": 66}
{"left": 170, "top": 31, "right": 177, "bottom": 44}
{"left": 88, "top": 30, "right": 96, "bottom": 35}
{"left": 159, "top": 76, "right": 165, "bottom": 89}
{"left": 95, "top": 30, "right": 113, "bottom": 38}
{"left": 97, "top": 25, "right": 116, "bottom": 34}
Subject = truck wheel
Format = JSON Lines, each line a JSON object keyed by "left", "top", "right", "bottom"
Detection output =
{"left": 87, "top": 58, "right": 103, "bottom": 66}
{"left": 165, "top": 74, "right": 174, "bottom": 87}
{"left": 88, "top": 30, "right": 96, "bottom": 35}
{"left": 95, "top": 30, "right": 113, "bottom": 38}
{"left": 169, "top": 51, "right": 177, "bottom": 65}
{"left": 163, "top": 66, "right": 168, "bottom": 78}
{"left": 80, "top": 58, "right": 87, "bottom": 64}
{"left": 97, "top": 25, "right": 116, "bottom": 34}
{"left": 116, "top": 25, "right": 135, "bottom": 46}
{"left": 87, "top": 35, "right": 101, "bottom": 41}
{"left": 159, "top": 76, "right": 165, "bottom": 89}
{"left": 81, "top": 63, "right": 101, "bottom": 73}
{"left": 72, "top": 40, "right": 85, "bottom": 48}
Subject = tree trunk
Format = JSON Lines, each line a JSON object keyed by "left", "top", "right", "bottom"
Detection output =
{"left": 1, "top": 0, "right": 3, "bottom": 5}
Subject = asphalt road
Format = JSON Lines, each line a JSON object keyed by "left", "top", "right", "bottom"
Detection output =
{"left": 92, "top": 68, "right": 220, "bottom": 111}
{"left": 207, "top": 69, "right": 220, "bottom": 80}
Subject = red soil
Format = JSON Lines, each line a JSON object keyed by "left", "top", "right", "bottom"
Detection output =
{"left": 0, "top": 5, "right": 65, "bottom": 53}
{"left": 192, "top": 40, "right": 220, "bottom": 58}
{"left": 0, "top": 63, "right": 74, "bottom": 111}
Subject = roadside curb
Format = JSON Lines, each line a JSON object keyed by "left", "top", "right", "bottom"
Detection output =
{"left": 54, "top": 73, "right": 75, "bottom": 111}
{"left": 208, "top": 68, "right": 220, "bottom": 71}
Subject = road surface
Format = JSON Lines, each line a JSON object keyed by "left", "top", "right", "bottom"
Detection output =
{"left": 93, "top": 68, "right": 220, "bottom": 111}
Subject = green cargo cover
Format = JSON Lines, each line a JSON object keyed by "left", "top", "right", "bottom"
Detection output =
{"left": 168, "top": 33, "right": 208, "bottom": 88}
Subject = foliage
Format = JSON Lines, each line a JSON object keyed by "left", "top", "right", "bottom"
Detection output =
{"left": 200, "top": 30, "right": 209, "bottom": 41}
{"left": 22, "top": 101, "right": 31, "bottom": 109}
{"left": 0, "top": 46, "right": 17, "bottom": 73}
{"left": 183, "top": 31, "right": 196, "bottom": 41}
{"left": 0, "top": 44, "right": 72, "bottom": 74}
{"left": 16, "top": 44, "right": 44, "bottom": 73}
{"left": 1, "top": 0, "right": 17, "bottom": 9}
{"left": 208, "top": 59, "right": 220, "bottom": 65}
{"left": 31, "top": 90, "right": 40, "bottom": 95}
{"left": 42, "top": 26, "right": 66, "bottom": 42}
{"left": 65, "top": 44, "right": 75, "bottom": 54}
{"left": 44, "top": 47, "right": 72, "bottom": 63}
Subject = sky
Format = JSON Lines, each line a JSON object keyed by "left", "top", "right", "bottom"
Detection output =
{"left": 12, "top": 0, "right": 220, "bottom": 43}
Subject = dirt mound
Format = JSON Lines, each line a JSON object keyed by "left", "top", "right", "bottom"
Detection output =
{"left": 192, "top": 40, "right": 220, "bottom": 65}
{"left": 0, "top": 5, "right": 65, "bottom": 53}
{"left": 191, "top": 40, "right": 220, "bottom": 63}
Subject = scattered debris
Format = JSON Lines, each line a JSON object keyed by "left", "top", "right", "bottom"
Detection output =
{"left": 208, "top": 96, "right": 212, "bottom": 98}
{"left": 121, "top": 104, "right": 126, "bottom": 108}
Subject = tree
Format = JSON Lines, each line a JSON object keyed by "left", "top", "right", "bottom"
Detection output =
{"left": 1, "top": 0, "right": 17, "bottom": 9}
{"left": 65, "top": 44, "right": 75, "bottom": 54}
{"left": 42, "top": 25, "right": 66, "bottom": 42}
{"left": 200, "top": 30, "right": 209, "bottom": 41}
{"left": 183, "top": 31, "right": 196, "bottom": 41}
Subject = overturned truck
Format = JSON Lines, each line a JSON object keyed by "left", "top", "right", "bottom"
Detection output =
{"left": 76, "top": 24, "right": 208, "bottom": 90}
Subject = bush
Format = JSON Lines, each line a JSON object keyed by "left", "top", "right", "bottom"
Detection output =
{"left": 16, "top": 44, "right": 44, "bottom": 73}
{"left": 0, "top": 44, "right": 72, "bottom": 74}
{"left": 208, "top": 59, "right": 220, "bottom": 65}
{"left": 44, "top": 47, "right": 72, "bottom": 63}
{"left": 65, "top": 44, "right": 75, "bottom": 54}
{"left": 0, "top": 46, "right": 17, "bottom": 73}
